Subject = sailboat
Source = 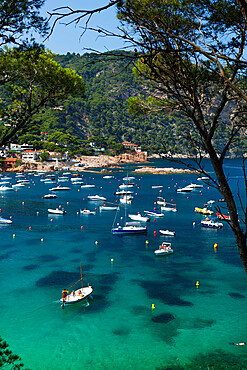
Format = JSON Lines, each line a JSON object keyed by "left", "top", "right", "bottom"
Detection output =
{"left": 60, "top": 263, "right": 93, "bottom": 308}
{"left": 157, "top": 196, "right": 177, "bottom": 212}
{"left": 112, "top": 202, "right": 147, "bottom": 235}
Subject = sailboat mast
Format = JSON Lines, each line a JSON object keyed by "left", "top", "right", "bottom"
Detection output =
{"left": 80, "top": 263, "right": 83, "bottom": 290}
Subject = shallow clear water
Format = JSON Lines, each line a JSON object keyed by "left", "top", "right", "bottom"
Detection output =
{"left": 1, "top": 159, "right": 247, "bottom": 369}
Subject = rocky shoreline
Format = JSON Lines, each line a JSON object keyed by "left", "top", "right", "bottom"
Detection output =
{"left": 134, "top": 167, "right": 198, "bottom": 174}
{"left": 7, "top": 152, "right": 198, "bottom": 175}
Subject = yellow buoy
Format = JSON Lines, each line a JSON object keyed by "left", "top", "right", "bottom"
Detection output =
{"left": 152, "top": 304, "right": 155, "bottom": 310}
{"left": 196, "top": 281, "right": 200, "bottom": 288}
{"left": 13, "top": 234, "right": 15, "bottom": 238}
{"left": 41, "top": 238, "right": 44, "bottom": 242}
{"left": 214, "top": 243, "right": 218, "bottom": 249}
{"left": 146, "top": 240, "right": 149, "bottom": 244}
{"left": 111, "top": 258, "right": 114, "bottom": 262}
{"left": 95, "top": 241, "right": 98, "bottom": 245}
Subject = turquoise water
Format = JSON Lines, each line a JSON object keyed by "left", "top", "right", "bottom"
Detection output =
{"left": 1, "top": 159, "right": 247, "bottom": 369}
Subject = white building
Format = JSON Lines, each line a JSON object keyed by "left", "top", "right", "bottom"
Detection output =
{"left": 22, "top": 150, "right": 38, "bottom": 161}
{"left": 10, "top": 143, "right": 34, "bottom": 152}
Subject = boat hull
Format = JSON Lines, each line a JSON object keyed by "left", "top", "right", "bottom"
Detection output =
{"left": 128, "top": 214, "right": 150, "bottom": 222}
{"left": 48, "top": 209, "right": 66, "bottom": 215}
{"left": 159, "top": 229, "right": 175, "bottom": 236}
{"left": 154, "top": 249, "right": 174, "bottom": 256}
{"left": 60, "top": 286, "right": 93, "bottom": 305}
{"left": 112, "top": 226, "right": 147, "bottom": 234}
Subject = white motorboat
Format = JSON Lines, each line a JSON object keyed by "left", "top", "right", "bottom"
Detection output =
{"left": 71, "top": 177, "right": 83, "bottom": 182}
{"left": 152, "top": 185, "right": 163, "bottom": 189}
{"left": 48, "top": 208, "right": 67, "bottom": 215}
{"left": 161, "top": 204, "right": 177, "bottom": 212}
{"left": 114, "top": 190, "right": 133, "bottom": 195}
{"left": 0, "top": 185, "right": 13, "bottom": 191}
{"left": 49, "top": 185, "right": 70, "bottom": 191}
{"left": 17, "top": 179, "right": 30, "bottom": 184}
{"left": 60, "top": 264, "right": 93, "bottom": 307}
{"left": 176, "top": 186, "right": 193, "bottom": 193}
{"left": 103, "top": 175, "right": 114, "bottom": 179}
{"left": 88, "top": 195, "right": 106, "bottom": 201}
{"left": 0, "top": 216, "right": 12, "bottom": 224}
{"left": 154, "top": 242, "right": 174, "bottom": 256}
{"left": 12, "top": 183, "right": 25, "bottom": 188}
{"left": 58, "top": 176, "right": 69, "bottom": 182}
{"left": 144, "top": 210, "right": 164, "bottom": 217}
{"left": 99, "top": 206, "right": 119, "bottom": 211}
{"left": 81, "top": 184, "right": 95, "bottom": 188}
{"left": 159, "top": 229, "right": 176, "bottom": 236}
{"left": 71, "top": 181, "right": 84, "bottom": 185}
{"left": 80, "top": 209, "right": 96, "bottom": 215}
{"left": 43, "top": 194, "right": 58, "bottom": 199}
{"left": 128, "top": 213, "right": 150, "bottom": 222}
{"left": 187, "top": 183, "right": 203, "bottom": 189}
{"left": 119, "top": 183, "right": 134, "bottom": 189}
{"left": 201, "top": 219, "right": 223, "bottom": 229}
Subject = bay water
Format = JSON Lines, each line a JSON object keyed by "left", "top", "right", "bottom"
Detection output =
{"left": 0, "top": 158, "right": 247, "bottom": 369}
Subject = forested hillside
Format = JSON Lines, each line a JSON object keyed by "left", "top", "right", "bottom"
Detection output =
{"left": 3, "top": 51, "right": 245, "bottom": 156}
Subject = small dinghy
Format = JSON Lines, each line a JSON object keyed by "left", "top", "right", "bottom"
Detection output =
{"left": 80, "top": 209, "right": 96, "bottom": 215}
{"left": 159, "top": 229, "right": 176, "bottom": 236}
{"left": 154, "top": 242, "right": 174, "bottom": 256}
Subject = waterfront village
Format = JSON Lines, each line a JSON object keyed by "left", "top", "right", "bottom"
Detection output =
{"left": 1, "top": 141, "right": 197, "bottom": 175}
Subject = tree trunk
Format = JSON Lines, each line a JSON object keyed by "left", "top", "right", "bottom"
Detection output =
{"left": 209, "top": 152, "right": 247, "bottom": 272}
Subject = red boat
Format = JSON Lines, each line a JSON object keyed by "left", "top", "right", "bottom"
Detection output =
{"left": 216, "top": 212, "right": 230, "bottom": 220}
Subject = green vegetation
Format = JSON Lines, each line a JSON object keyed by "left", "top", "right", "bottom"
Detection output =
{"left": 0, "top": 336, "right": 25, "bottom": 369}
{"left": 0, "top": 50, "right": 245, "bottom": 156}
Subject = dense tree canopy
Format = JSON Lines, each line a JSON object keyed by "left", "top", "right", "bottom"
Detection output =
{"left": 0, "top": 0, "right": 48, "bottom": 47}
{"left": 0, "top": 46, "right": 85, "bottom": 147}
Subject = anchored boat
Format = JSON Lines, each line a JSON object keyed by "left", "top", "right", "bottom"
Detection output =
{"left": 154, "top": 242, "right": 174, "bottom": 256}
{"left": 60, "top": 264, "right": 93, "bottom": 308}
{"left": 48, "top": 208, "right": 67, "bottom": 215}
